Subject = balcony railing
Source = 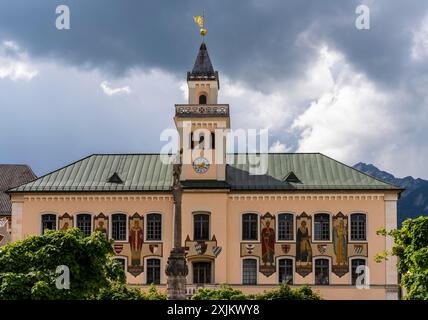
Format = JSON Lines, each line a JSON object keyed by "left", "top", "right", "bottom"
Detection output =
{"left": 175, "top": 104, "right": 229, "bottom": 117}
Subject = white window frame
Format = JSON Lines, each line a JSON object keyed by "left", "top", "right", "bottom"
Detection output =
{"left": 144, "top": 212, "right": 163, "bottom": 242}
{"left": 349, "top": 256, "right": 368, "bottom": 285}
{"left": 313, "top": 256, "right": 332, "bottom": 286}
{"left": 312, "top": 212, "right": 333, "bottom": 243}
{"left": 276, "top": 212, "right": 296, "bottom": 242}
{"left": 73, "top": 212, "right": 94, "bottom": 236}
{"left": 276, "top": 256, "right": 295, "bottom": 285}
{"left": 190, "top": 258, "right": 215, "bottom": 285}
{"left": 349, "top": 212, "right": 368, "bottom": 243}
{"left": 192, "top": 211, "right": 211, "bottom": 241}
{"left": 241, "top": 256, "right": 259, "bottom": 285}
{"left": 40, "top": 212, "right": 58, "bottom": 234}
{"left": 144, "top": 256, "right": 163, "bottom": 285}
{"left": 109, "top": 212, "right": 129, "bottom": 243}
{"left": 240, "top": 212, "right": 260, "bottom": 242}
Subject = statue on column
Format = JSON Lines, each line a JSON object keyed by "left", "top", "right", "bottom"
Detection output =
{"left": 165, "top": 150, "right": 188, "bottom": 299}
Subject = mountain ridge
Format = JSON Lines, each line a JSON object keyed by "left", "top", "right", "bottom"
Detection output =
{"left": 353, "top": 162, "right": 428, "bottom": 226}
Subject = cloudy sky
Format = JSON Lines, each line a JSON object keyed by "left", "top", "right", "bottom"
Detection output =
{"left": 1, "top": 0, "right": 428, "bottom": 178}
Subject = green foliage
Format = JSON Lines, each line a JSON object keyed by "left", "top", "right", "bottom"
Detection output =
{"left": 252, "top": 284, "right": 321, "bottom": 300}
{"left": 191, "top": 285, "right": 247, "bottom": 300}
{"left": 377, "top": 216, "right": 428, "bottom": 300}
{"left": 0, "top": 228, "right": 123, "bottom": 300}
{"left": 190, "top": 284, "right": 321, "bottom": 300}
{"left": 96, "top": 283, "right": 166, "bottom": 300}
{"left": 141, "top": 284, "right": 167, "bottom": 300}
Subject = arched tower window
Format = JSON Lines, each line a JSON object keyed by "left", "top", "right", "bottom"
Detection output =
{"left": 199, "top": 94, "right": 207, "bottom": 104}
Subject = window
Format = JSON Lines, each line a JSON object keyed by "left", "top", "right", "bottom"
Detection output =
{"left": 350, "top": 214, "right": 367, "bottom": 241}
{"left": 112, "top": 213, "right": 127, "bottom": 241}
{"left": 193, "top": 262, "right": 212, "bottom": 284}
{"left": 191, "top": 132, "right": 207, "bottom": 149}
{"left": 315, "top": 259, "right": 330, "bottom": 285}
{"left": 146, "top": 259, "right": 161, "bottom": 285}
{"left": 113, "top": 257, "right": 126, "bottom": 273}
{"left": 351, "top": 259, "right": 367, "bottom": 285}
{"left": 146, "top": 213, "right": 162, "bottom": 241}
{"left": 76, "top": 214, "right": 92, "bottom": 237}
{"left": 41, "top": 214, "right": 56, "bottom": 234}
{"left": 314, "top": 213, "right": 330, "bottom": 241}
{"left": 278, "top": 259, "right": 293, "bottom": 284}
{"left": 242, "top": 213, "right": 258, "bottom": 241}
{"left": 194, "top": 214, "right": 209, "bottom": 241}
{"left": 199, "top": 94, "right": 207, "bottom": 104}
{"left": 210, "top": 132, "right": 215, "bottom": 149}
{"left": 242, "top": 259, "right": 257, "bottom": 285}
{"left": 278, "top": 213, "right": 294, "bottom": 241}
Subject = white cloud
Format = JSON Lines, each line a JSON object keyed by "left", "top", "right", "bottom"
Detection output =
{"left": 220, "top": 43, "right": 428, "bottom": 178}
{"left": 269, "top": 141, "right": 291, "bottom": 153}
{"left": 291, "top": 45, "right": 425, "bottom": 177}
{"left": 0, "top": 40, "right": 38, "bottom": 81}
{"left": 411, "top": 13, "right": 428, "bottom": 61}
{"left": 100, "top": 81, "right": 131, "bottom": 96}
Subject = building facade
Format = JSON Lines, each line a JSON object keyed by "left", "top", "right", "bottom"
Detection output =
{"left": 8, "top": 43, "right": 402, "bottom": 300}
{"left": 0, "top": 164, "right": 36, "bottom": 246}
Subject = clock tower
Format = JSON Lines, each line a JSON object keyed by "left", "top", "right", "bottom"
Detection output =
{"left": 174, "top": 42, "right": 230, "bottom": 181}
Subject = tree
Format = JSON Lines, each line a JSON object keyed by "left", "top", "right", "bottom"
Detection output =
{"left": 376, "top": 216, "right": 428, "bottom": 300}
{"left": 0, "top": 228, "right": 124, "bottom": 299}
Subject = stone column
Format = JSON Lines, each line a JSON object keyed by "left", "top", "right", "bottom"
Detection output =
{"left": 165, "top": 154, "right": 188, "bottom": 300}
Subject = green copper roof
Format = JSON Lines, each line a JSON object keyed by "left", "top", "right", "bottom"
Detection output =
{"left": 8, "top": 153, "right": 401, "bottom": 193}
{"left": 226, "top": 153, "right": 401, "bottom": 191}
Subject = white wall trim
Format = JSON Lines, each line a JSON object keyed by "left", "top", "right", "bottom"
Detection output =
{"left": 384, "top": 196, "right": 399, "bottom": 300}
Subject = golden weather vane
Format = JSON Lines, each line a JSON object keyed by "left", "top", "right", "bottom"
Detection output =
{"left": 193, "top": 9, "right": 207, "bottom": 38}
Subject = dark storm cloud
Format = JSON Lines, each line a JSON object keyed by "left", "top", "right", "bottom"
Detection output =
{"left": 1, "top": 0, "right": 426, "bottom": 89}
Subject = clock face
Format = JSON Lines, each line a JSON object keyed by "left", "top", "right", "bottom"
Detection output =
{"left": 192, "top": 157, "right": 210, "bottom": 174}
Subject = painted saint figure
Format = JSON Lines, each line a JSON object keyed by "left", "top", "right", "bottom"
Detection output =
{"left": 95, "top": 220, "right": 107, "bottom": 237}
{"left": 296, "top": 220, "right": 312, "bottom": 264}
{"left": 129, "top": 219, "right": 144, "bottom": 266}
{"left": 333, "top": 219, "right": 347, "bottom": 265}
{"left": 261, "top": 220, "right": 275, "bottom": 266}
{"left": 60, "top": 222, "right": 69, "bottom": 231}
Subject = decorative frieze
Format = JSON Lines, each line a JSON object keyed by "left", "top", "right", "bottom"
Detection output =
{"left": 229, "top": 194, "right": 383, "bottom": 201}
{"left": 25, "top": 195, "right": 173, "bottom": 202}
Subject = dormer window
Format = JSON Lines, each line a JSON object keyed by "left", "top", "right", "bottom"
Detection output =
{"left": 199, "top": 94, "right": 207, "bottom": 104}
